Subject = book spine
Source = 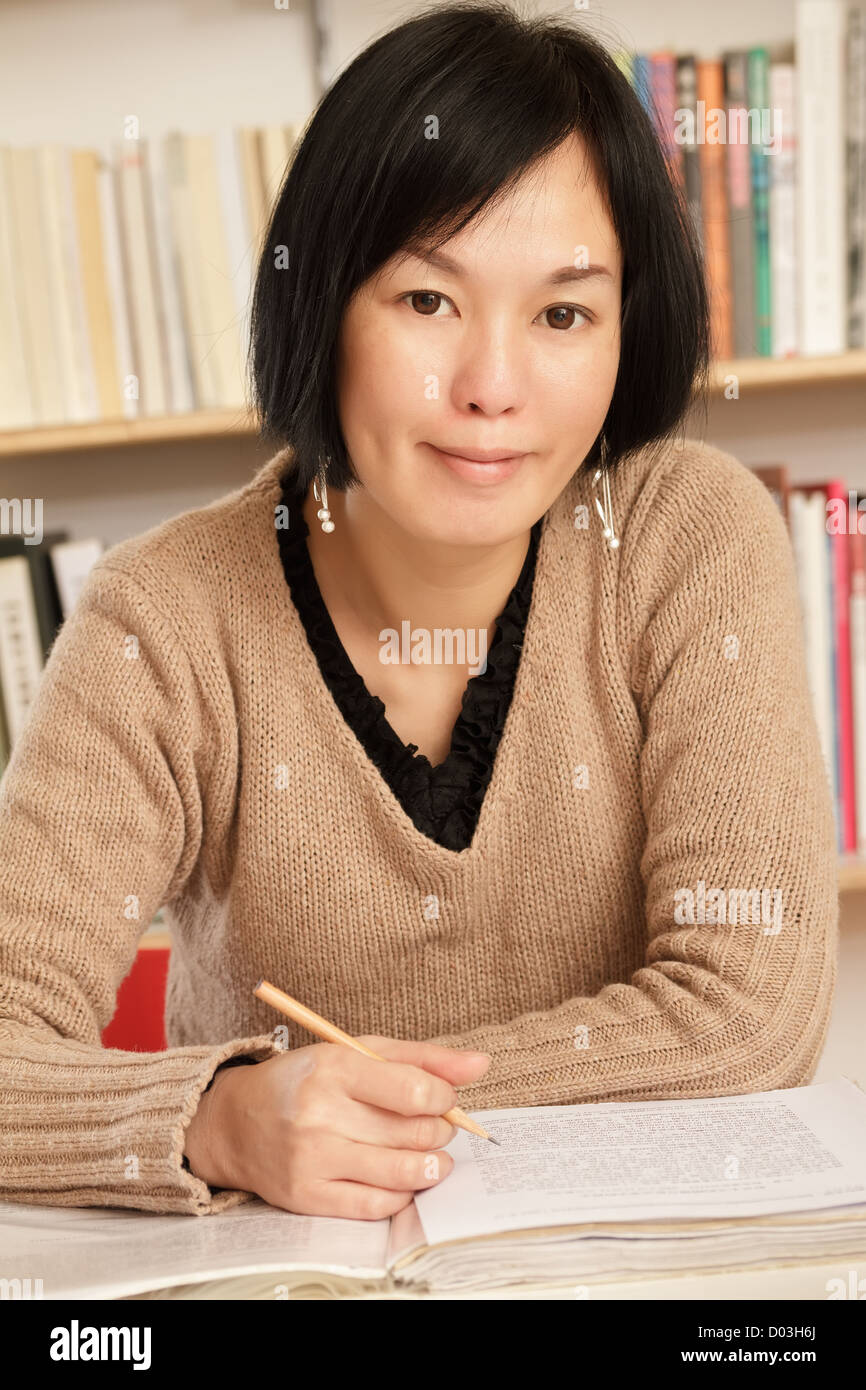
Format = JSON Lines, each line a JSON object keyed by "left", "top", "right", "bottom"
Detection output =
{"left": 36, "top": 145, "right": 88, "bottom": 423}
{"left": 613, "top": 50, "right": 634, "bottom": 87}
{"left": 145, "top": 136, "right": 196, "bottom": 415}
{"left": 238, "top": 126, "right": 268, "bottom": 268}
{"left": 632, "top": 53, "right": 651, "bottom": 116}
{"left": 0, "top": 556, "right": 45, "bottom": 746}
{"left": 164, "top": 131, "right": 220, "bottom": 408}
{"left": 0, "top": 145, "right": 35, "bottom": 429}
{"left": 139, "top": 138, "right": 173, "bottom": 415}
{"left": 214, "top": 126, "right": 255, "bottom": 405}
{"left": 98, "top": 152, "right": 139, "bottom": 420}
{"left": 675, "top": 56, "right": 703, "bottom": 257}
{"left": 0, "top": 535, "right": 68, "bottom": 660}
{"left": 748, "top": 47, "right": 772, "bottom": 356}
{"left": 10, "top": 146, "right": 65, "bottom": 424}
{"left": 184, "top": 133, "right": 242, "bottom": 407}
{"left": 53, "top": 145, "right": 100, "bottom": 419}
{"left": 70, "top": 149, "right": 124, "bottom": 420}
{"left": 48, "top": 539, "right": 104, "bottom": 618}
{"left": 796, "top": 0, "right": 847, "bottom": 353}
{"left": 769, "top": 63, "right": 798, "bottom": 358}
{"left": 848, "top": 504, "right": 866, "bottom": 852}
{"left": 826, "top": 480, "right": 857, "bottom": 851}
{"left": 847, "top": 7, "right": 866, "bottom": 347}
{"left": 256, "top": 125, "right": 294, "bottom": 221}
{"left": 788, "top": 491, "right": 837, "bottom": 809}
{"left": 115, "top": 139, "right": 169, "bottom": 416}
{"left": 827, "top": 522, "right": 842, "bottom": 851}
{"left": 724, "top": 52, "right": 757, "bottom": 358}
{"left": 697, "top": 60, "right": 733, "bottom": 359}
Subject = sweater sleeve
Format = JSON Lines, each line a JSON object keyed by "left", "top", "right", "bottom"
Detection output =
{"left": 426, "top": 447, "right": 839, "bottom": 1109}
{"left": 0, "top": 560, "right": 282, "bottom": 1215}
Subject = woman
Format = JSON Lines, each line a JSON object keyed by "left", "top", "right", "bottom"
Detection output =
{"left": 0, "top": 3, "right": 837, "bottom": 1221}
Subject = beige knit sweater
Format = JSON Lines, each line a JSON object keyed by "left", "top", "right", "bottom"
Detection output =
{"left": 0, "top": 438, "right": 838, "bottom": 1217}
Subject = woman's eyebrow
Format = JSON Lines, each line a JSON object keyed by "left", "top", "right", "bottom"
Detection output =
{"left": 407, "top": 248, "right": 613, "bottom": 287}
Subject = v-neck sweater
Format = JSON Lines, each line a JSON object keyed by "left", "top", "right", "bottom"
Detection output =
{"left": 275, "top": 466, "right": 543, "bottom": 851}
{"left": 0, "top": 438, "right": 838, "bottom": 1216}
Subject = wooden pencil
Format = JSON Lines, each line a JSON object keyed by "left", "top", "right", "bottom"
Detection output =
{"left": 252, "top": 977, "right": 499, "bottom": 1144}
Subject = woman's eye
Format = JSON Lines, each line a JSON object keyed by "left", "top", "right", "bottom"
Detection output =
{"left": 402, "top": 290, "right": 452, "bottom": 316}
{"left": 400, "top": 291, "right": 592, "bottom": 330}
{"left": 541, "top": 304, "right": 591, "bottom": 331}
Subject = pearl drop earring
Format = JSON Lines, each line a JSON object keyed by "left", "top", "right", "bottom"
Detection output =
{"left": 313, "top": 465, "right": 335, "bottom": 533}
{"left": 592, "top": 437, "right": 619, "bottom": 551}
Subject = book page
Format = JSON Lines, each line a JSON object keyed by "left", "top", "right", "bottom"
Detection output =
{"left": 386, "top": 1193, "right": 427, "bottom": 1268}
{"left": 413, "top": 1078, "right": 866, "bottom": 1248}
{"left": 0, "top": 1195, "right": 391, "bottom": 1299}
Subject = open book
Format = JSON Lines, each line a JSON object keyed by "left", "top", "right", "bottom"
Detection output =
{"left": 3, "top": 1077, "right": 866, "bottom": 1300}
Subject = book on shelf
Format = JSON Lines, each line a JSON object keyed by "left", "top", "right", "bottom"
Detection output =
{"left": 848, "top": 6, "right": 866, "bottom": 345}
{"left": 770, "top": 58, "right": 798, "bottom": 358}
{"left": 698, "top": 54, "right": 734, "bottom": 359}
{"left": 0, "top": 536, "right": 103, "bottom": 775}
{"left": 724, "top": 51, "right": 757, "bottom": 357}
{"left": 797, "top": 0, "right": 848, "bottom": 354}
{"left": 757, "top": 464, "right": 866, "bottom": 857}
{"left": 1, "top": 1077, "right": 864, "bottom": 1299}
{"left": 613, "top": 0, "right": 865, "bottom": 364}
{"left": 0, "top": 123, "right": 297, "bottom": 432}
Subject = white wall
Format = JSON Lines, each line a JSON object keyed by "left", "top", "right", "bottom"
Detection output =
{"left": 0, "top": 0, "right": 319, "bottom": 147}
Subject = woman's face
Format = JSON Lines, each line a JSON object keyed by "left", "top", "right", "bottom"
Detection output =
{"left": 334, "top": 132, "right": 623, "bottom": 547}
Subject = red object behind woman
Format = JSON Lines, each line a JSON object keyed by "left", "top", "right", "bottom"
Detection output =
{"left": 101, "top": 944, "right": 169, "bottom": 1051}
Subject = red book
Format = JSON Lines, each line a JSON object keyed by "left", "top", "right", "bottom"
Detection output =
{"left": 102, "top": 940, "right": 169, "bottom": 1052}
{"left": 849, "top": 505, "right": 866, "bottom": 855}
{"left": 823, "top": 480, "right": 857, "bottom": 852}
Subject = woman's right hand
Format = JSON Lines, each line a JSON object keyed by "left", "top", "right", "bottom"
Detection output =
{"left": 183, "top": 1037, "right": 491, "bottom": 1219}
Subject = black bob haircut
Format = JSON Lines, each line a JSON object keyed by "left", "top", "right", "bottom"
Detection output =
{"left": 248, "top": 0, "right": 710, "bottom": 494}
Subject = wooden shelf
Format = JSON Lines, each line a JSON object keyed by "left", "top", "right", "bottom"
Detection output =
{"left": 0, "top": 407, "right": 258, "bottom": 456}
{"left": 709, "top": 349, "right": 866, "bottom": 392}
{"left": 1, "top": 350, "right": 865, "bottom": 457}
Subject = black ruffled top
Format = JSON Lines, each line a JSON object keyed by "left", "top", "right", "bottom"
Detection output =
{"left": 275, "top": 468, "right": 542, "bottom": 852}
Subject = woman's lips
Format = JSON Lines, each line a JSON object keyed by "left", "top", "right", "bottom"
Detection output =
{"left": 424, "top": 442, "right": 528, "bottom": 483}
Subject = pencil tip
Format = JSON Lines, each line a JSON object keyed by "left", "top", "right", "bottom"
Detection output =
{"left": 253, "top": 977, "right": 264, "bottom": 992}
{"left": 487, "top": 1134, "right": 501, "bottom": 1145}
